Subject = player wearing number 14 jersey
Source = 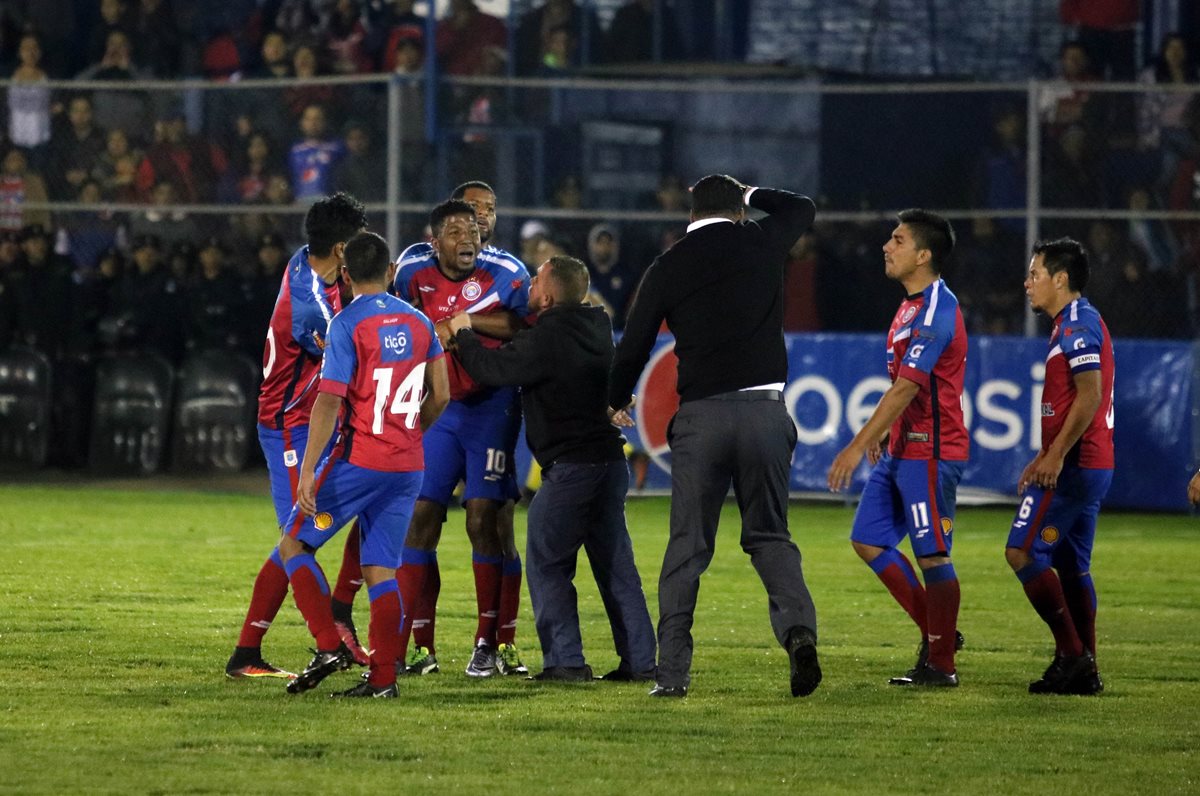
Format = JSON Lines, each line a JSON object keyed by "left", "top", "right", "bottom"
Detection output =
{"left": 1005, "top": 238, "right": 1113, "bottom": 696}
{"left": 828, "top": 209, "right": 967, "bottom": 687}
{"left": 391, "top": 193, "right": 532, "bottom": 677}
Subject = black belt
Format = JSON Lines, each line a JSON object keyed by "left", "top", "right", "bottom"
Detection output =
{"left": 705, "top": 389, "right": 783, "bottom": 402}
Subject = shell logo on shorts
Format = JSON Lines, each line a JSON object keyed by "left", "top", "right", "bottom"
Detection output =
{"left": 941, "top": 517, "right": 953, "bottom": 535}
{"left": 462, "top": 280, "right": 482, "bottom": 301}
{"left": 313, "top": 512, "right": 334, "bottom": 530}
{"left": 1040, "top": 526, "right": 1060, "bottom": 544}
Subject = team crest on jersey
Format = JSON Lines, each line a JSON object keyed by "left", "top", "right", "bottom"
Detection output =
{"left": 1040, "top": 526, "right": 1060, "bottom": 544}
{"left": 941, "top": 517, "right": 953, "bottom": 535}
{"left": 314, "top": 512, "right": 334, "bottom": 530}
{"left": 511, "top": 279, "right": 523, "bottom": 290}
{"left": 283, "top": 449, "right": 298, "bottom": 467}
{"left": 462, "top": 280, "right": 483, "bottom": 301}
{"left": 901, "top": 305, "right": 918, "bottom": 323}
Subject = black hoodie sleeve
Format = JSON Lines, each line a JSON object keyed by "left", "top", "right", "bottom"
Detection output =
{"left": 454, "top": 325, "right": 552, "bottom": 387}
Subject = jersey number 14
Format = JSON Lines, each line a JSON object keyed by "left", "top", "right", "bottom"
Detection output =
{"left": 372, "top": 364, "right": 426, "bottom": 432}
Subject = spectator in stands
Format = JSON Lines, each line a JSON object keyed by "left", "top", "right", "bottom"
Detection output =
{"left": 782, "top": 233, "right": 820, "bottom": 332}
{"left": 1060, "top": 0, "right": 1139, "bottom": 81}
{"left": 327, "top": 0, "right": 372, "bottom": 74}
{"left": 605, "top": 0, "right": 683, "bottom": 64}
{"left": 132, "top": 0, "right": 181, "bottom": 77}
{"left": 223, "top": 131, "right": 280, "bottom": 204}
{"left": 514, "top": 0, "right": 604, "bottom": 75}
{"left": 47, "top": 94, "right": 106, "bottom": 201}
{"left": 1039, "top": 41, "right": 1099, "bottom": 136}
{"left": 0, "top": 147, "right": 50, "bottom": 232}
{"left": 101, "top": 232, "right": 184, "bottom": 362}
{"left": 1138, "top": 33, "right": 1198, "bottom": 189}
{"left": 271, "top": 0, "right": 322, "bottom": 41}
{"left": 288, "top": 103, "right": 346, "bottom": 200}
{"left": 87, "top": 0, "right": 135, "bottom": 66}
{"left": 185, "top": 236, "right": 247, "bottom": 354}
{"left": 167, "top": 239, "right": 195, "bottom": 286}
{"left": 974, "top": 105, "right": 1026, "bottom": 234}
{"left": 331, "top": 121, "right": 384, "bottom": 202}
{"left": 584, "top": 223, "right": 639, "bottom": 329}
{"left": 520, "top": 219, "right": 552, "bottom": 270}
{"left": 12, "top": 223, "right": 75, "bottom": 359}
{"left": 1127, "top": 186, "right": 1180, "bottom": 274}
{"left": 436, "top": 0, "right": 507, "bottom": 76}
{"left": 1042, "top": 124, "right": 1102, "bottom": 214}
{"left": 243, "top": 231, "right": 288, "bottom": 331}
{"left": 239, "top": 30, "right": 294, "bottom": 147}
{"left": 65, "top": 179, "right": 121, "bottom": 273}
{"left": 389, "top": 30, "right": 428, "bottom": 199}
{"left": 283, "top": 44, "right": 336, "bottom": 120}
{"left": 251, "top": 30, "right": 292, "bottom": 79}
{"left": 75, "top": 246, "right": 126, "bottom": 353}
{"left": 75, "top": 30, "right": 151, "bottom": 138}
{"left": 371, "top": 0, "right": 424, "bottom": 69}
{"left": 954, "top": 216, "right": 1025, "bottom": 335}
{"left": 6, "top": 33, "right": 52, "bottom": 158}
{"left": 10, "top": 0, "right": 77, "bottom": 78}
{"left": 0, "top": 231, "right": 21, "bottom": 350}
{"left": 127, "top": 180, "right": 200, "bottom": 250}
{"left": 91, "top": 128, "right": 142, "bottom": 202}
{"left": 136, "top": 108, "right": 229, "bottom": 203}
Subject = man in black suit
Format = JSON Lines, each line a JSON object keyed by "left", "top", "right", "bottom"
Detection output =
{"left": 608, "top": 174, "right": 821, "bottom": 699}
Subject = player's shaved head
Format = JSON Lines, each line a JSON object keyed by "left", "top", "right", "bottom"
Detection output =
{"left": 429, "top": 199, "right": 476, "bottom": 234}
{"left": 897, "top": 208, "right": 955, "bottom": 274}
{"left": 1033, "top": 237, "right": 1089, "bottom": 292}
{"left": 344, "top": 231, "right": 391, "bottom": 283}
{"left": 450, "top": 180, "right": 495, "bottom": 200}
{"left": 544, "top": 255, "right": 590, "bottom": 305}
{"left": 305, "top": 192, "right": 367, "bottom": 257}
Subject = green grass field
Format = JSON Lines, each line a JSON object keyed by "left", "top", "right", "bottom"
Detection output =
{"left": 1, "top": 484, "right": 1197, "bottom": 794}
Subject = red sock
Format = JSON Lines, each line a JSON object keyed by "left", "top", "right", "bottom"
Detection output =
{"left": 923, "top": 564, "right": 960, "bottom": 673}
{"left": 331, "top": 521, "right": 364, "bottom": 604}
{"left": 367, "top": 581, "right": 402, "bottom": 687}
{"left": 1059, "top": 571, "right": 1097, "bottom": 656}
{"left": 285, "top": 553, "right": 341, "bottom": 650}
{"left": 472, "top": 553, "right": 502, "bottom": 645}
{"left": 1021, "top": 567, "right": 1083, "bottom": 657}
{"left": 868, "top": 549, "right": 928, "bottom": 636}
{"left": 411, "top": 555, "right": 440, "bottom": 652}
{"left": 496, "top": 554, "right": 522, "bottom": 645}
{"left": 236, "top": 549, "right": 290, "bottom": 648}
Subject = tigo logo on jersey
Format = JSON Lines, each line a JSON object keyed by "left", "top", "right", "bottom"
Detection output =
{"left": 314, "top": 512, "right": 334, "bottom": 530}
{"left": 379, "top": 326, "right": 412, "bottom": 362}
{"left": 1040, "top": 526, "right": 1059, "bottom": 544}
{"left": 462, "top": 281, "right": 482, "bottom": 301}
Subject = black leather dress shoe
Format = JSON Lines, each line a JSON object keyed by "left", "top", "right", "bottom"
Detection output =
{"left": 598, "top": 667, "right": 656, "bottom": 682}
{"left": 787, "top": 627, "right": 822, "bottom": 697}
{"left": 648, "top": 683, "right": 688, "bottom": 697}
{"left": 527, "top": 665, "right": 593, "bottom": 682}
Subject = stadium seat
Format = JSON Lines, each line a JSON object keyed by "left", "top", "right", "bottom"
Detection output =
{"left": 0, "top": 347, "right": 52, "bottom": 467}
{"left": 171, "top": 350, "right": 259, "bottom": 472}
{"left": 88, "top": 354, "right": 175, "bottom": 475}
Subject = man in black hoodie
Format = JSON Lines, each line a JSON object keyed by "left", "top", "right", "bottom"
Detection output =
{"left": 449, "top": 254, "right": 656, "bottom": 683}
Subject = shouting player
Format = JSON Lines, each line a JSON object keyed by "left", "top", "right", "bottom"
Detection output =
{"left": 1005, "top": 237, "right": 1113, "bottom": 696}
{"left": 393, "top": 189, "right": 531, "bottom": 677}
{"left": 225, "top": 192, "right": 368, "bottom": 680}
{"left": 283, "top": 231, "right": 449, "bottom": 697}
{"left": 828, "top": 209, "right": 968, "bottom": 687}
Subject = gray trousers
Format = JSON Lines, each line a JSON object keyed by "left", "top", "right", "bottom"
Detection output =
{"left": 655, "top": 393, "right": 818, "bottom": 688}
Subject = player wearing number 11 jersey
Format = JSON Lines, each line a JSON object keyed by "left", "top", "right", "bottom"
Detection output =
{"left": 1005, "top": 238, "right": 1113, "bottom": 696}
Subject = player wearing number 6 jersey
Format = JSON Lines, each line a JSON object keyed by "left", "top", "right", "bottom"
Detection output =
{"left": 282, "top": 231, "right": 449, "bottom": 697}
{"left": 828, "top": 209, "right": 968, "bottom": 688}
{"left": 1005, "top": 237, "right": 1114, "bottom": 696}
{"left": 391, "top": 194, "right": 532, "bottom": 677}
{"left": 225, "top": 193, "right": 369, "bottom": 681}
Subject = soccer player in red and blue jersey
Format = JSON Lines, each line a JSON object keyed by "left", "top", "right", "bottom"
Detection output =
{"left": 828, "top": 209, "right": 968, "bottom": 687}
{"left": 392, "top": 188, "right": 532, "bottom": 677}
{"left": 283, "top": 231, "right": 449, "bottom": 697}
{"left": 225, "top": 192, "right": 367, "bottom": 680}
{"left": 1005, "top": 237, "right": 1114, "bottom": 696}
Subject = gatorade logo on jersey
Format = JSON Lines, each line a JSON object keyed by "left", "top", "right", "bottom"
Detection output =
{"left": 462, "top": 280, "right": 482, "bottom": 301}
{"left": 314, "top": 512, "right": 334, "bottom": 530}
{"left": 634, "top": 343, "right": 681, "bottom": 475}
{"left": 1040, "top": 526, "right": 1059, "bottom": 544}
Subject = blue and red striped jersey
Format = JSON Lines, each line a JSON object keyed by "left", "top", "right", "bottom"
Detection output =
{"left": 258, "top": 246, "right": 341, "bottom": 429}
{"left": 392, "top": 242, "right": 530, "bottom": 401}
{"left": 886, "top": 278, "right": 969, "bottom": 461}
{"left": 1042, "top": 297, "right": 1114, "bottom": 469}
{"left": 318, "top": 292, "right": 443, "bottom": 472}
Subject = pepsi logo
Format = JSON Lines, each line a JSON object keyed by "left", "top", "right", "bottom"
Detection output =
{"left": 633, "top": 341, "right": 680, "bottom": 474}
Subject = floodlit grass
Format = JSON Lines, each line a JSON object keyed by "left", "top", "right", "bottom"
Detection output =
{"left": 0, "top": 484, "right": 1197, "bottom": 794}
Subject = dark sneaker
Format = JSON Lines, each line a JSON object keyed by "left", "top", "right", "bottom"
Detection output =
{"left": 404, "top": 645, "right": 439, "bottom": 675}
{"left": 598, "top": 667, "right": 656, "bottom": 682}
{"left": 225, "top": 650, "right": 296, "bottom": 680}
{"left": 496, "top": 643, "right": 528, "bottom": 676}
{"left": 648, "top": 683, "right": 688, "bottom": 697}
{"left": 1065, "top": 667, "right": 1104, "bottom": 696}
{"left": 332, "top": 680, "right": 397, "bottom": 698}
{"left": 1029, "top": 652, "right": 1096, "bottom": 695}
{"left": 893, "top": 662, "right": 959, "bottom": 687}
{"left": 286, "top": 644, "right": 355, "bottom": 694}
{"left": 787, "top": 627, "right": 822, "bottom": 697}
{"left": 334, "top": 621, "right": 370, "bottom": 667}
{"left": 465, "top": 640, "right": 497, "bottom": 678}
{"left": 528, "top": 665, "right": 593, "bottom": 682}
{"left": 889, "top": 631, "right": 965, "bottom": 685}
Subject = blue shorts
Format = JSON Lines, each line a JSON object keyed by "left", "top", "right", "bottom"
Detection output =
{"left": 850, "top": 454, "right": 964, "bottom": 558}
{"left": 284, "top": 459, "right": 423, "bottom": 569}
{"left": 419, "top": 388, "right": 521, "bottom": 506}
{"left": 1006, "top": 466, "right": 1112, "bottom": 572}
{"left": 258, "top": 423, "right": 313, "bottom": 528}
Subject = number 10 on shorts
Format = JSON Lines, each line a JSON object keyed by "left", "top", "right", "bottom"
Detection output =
{"left": 485, "top": 448, "right": 507, "bottom": 480}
